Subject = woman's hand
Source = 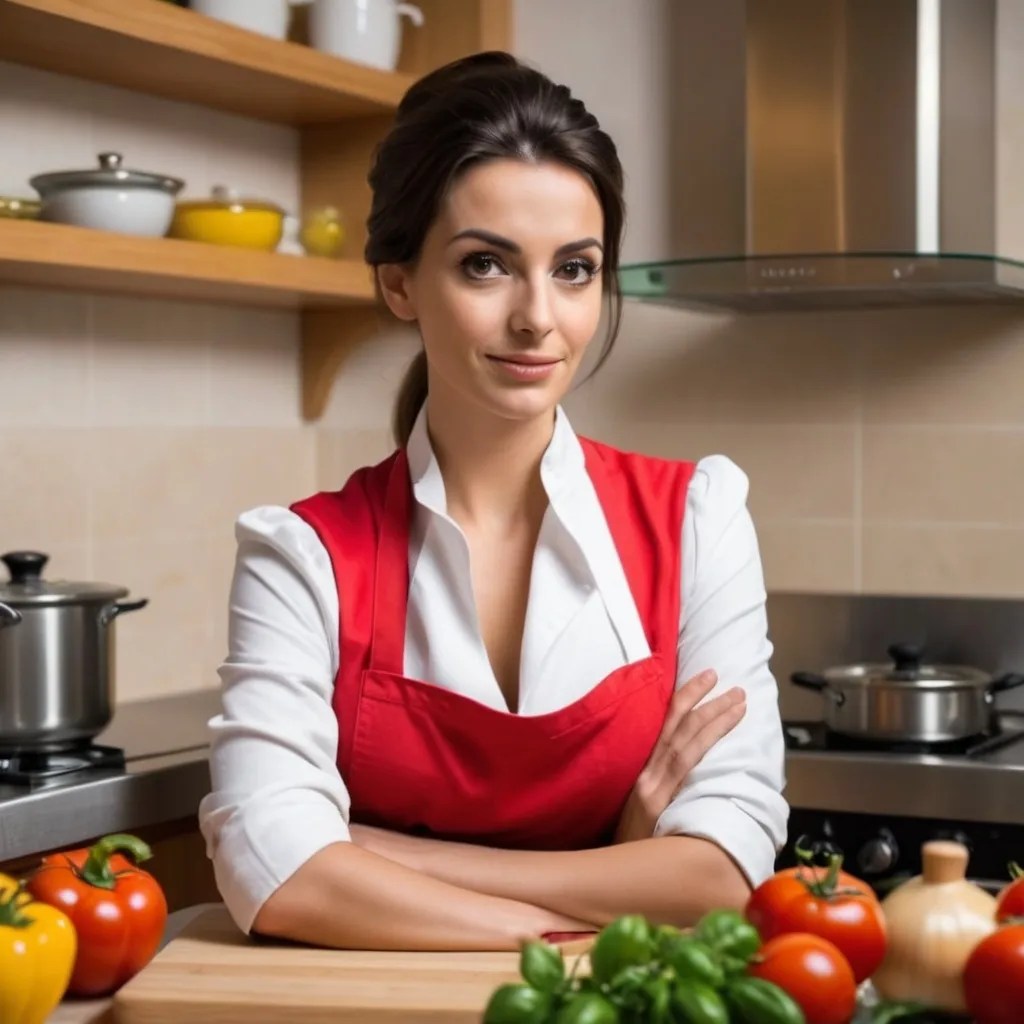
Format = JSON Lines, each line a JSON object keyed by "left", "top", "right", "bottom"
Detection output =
{"left": 614, "top": 670, "right": 746, "bottom": 844}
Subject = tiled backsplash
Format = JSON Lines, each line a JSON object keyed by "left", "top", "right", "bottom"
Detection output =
{"left": 0, "top": 286, "right": 320, "bottom": 699}
{"left": 6, "top": 1, "right": 1024, "bottom": 703}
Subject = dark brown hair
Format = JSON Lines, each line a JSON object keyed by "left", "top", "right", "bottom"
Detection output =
{"left": 364, "top": 51, "right": 626, "bottom": 447}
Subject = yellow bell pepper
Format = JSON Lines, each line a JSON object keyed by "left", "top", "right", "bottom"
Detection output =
{"left": 0, "top": 871, "right": 77, "bottom": 1024}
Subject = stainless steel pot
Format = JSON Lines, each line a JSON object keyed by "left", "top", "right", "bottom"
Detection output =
{"left": 791, "top": 642, "right": 1024, "bottom": 744}
{"left": 0, "top": 551, "right": 148, "bottom": 754}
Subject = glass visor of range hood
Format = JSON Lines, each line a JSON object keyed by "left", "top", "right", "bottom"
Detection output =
{"left": 618, "top": 252, "right": 1024, "bottom": 313}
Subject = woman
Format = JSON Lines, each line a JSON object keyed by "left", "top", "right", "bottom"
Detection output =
{"left": 198, "top": 51, "right": 788, "bottom": 952}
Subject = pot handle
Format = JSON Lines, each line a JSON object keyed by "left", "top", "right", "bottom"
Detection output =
{"left": 791, "top": 671, "right": 828, "bottom": 691}
{"left": 100, "top": 598, "right": 149, "bottom": 627}
{"left": 991, "top": 672, "right": 1024, "bottom": 693}
{"left": 791, "top": 671, "right": 845, "bottom": 706}
{"left": 0, "top": 601, "right": 22, "bottom": 628}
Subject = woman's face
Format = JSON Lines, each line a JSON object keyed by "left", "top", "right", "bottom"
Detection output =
{"left": 379, "top": 158, "right": 606, "bottom": 426}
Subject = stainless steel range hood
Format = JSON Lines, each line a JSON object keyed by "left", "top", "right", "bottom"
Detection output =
{"left": 620, "top": 0, "right": 1024, "bottom": 312}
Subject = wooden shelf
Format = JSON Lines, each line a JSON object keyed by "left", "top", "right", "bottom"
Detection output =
{"left": 0, "top": 0, "right": 415, "bottom": 125}
{"left": 0, "top": 219, "right": 376, "bottom": 308}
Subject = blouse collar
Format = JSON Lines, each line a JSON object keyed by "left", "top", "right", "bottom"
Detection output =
{"left": 405, "top": 404, "right": 588, "bottom": 518}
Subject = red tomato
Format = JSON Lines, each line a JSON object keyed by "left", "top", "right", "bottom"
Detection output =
{"left": 748, "top": 933, "right": 858, "bottom": 1024}
{"left": 746, "top": 864, "right": 878, "bottom": 942}
{"left": 995, "top": 864, "right": 1024, "bottom": 923}
{"left": 963, "top": 923, "right": 1024, "bottom": 1024}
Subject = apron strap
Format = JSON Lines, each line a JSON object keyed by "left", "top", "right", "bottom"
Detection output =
{"left": 368, "top": 449, "right": 412, "bottom": 675}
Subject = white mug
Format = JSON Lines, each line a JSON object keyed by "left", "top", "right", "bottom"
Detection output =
{"left": 309, "top": 0, "right": 425, "bottom": 72}
{"left": 191, "top": 0, "right": 292, "bottom": 41}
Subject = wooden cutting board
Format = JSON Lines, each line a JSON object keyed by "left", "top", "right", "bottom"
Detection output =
{"left": 112, "top": 905, "right": 594, "bottom": 1023}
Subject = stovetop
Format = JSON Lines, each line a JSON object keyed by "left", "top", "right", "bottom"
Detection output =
{"left": 783, "top": 713, "right": 1024, "bottom": 760}
{"left": 0, "top": 743, "right": 126, "bottom": 786}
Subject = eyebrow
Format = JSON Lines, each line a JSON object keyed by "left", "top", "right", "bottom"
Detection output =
{"left": 449, "top": 228, "right": 603, "bottom": 257}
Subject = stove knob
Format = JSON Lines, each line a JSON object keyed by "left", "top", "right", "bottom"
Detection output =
{"left": 952, "top": 831, "right": 973, "bottom": 853}
{"left": 858, "top": 831, "right": 899, "bottom": 875}
{"left": 934, "top": 829, "right": 973, "bottom": 853}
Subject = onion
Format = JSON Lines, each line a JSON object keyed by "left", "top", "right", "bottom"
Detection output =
{"left": 872, "top": 840, "right": 997, "bottom": 1012}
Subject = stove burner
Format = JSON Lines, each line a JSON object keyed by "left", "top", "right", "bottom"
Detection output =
{"left": 783, "top": 719, "right": 1024, "bottom": 757}
{"left": 0, "top": 744, "right": 126, "bottom": 785}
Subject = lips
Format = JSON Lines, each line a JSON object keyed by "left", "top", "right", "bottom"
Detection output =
{"left": 485, "top": 354, "right": 563, "bottom": 381}
{"left": 486, "top": 355, "right": 562, "bottom": 366}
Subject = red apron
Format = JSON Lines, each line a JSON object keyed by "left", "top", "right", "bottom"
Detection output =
{"left": 291, "top": 438, "right": 694, "bottom": 850}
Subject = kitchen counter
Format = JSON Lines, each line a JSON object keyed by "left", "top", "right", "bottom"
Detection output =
{"left": 0, "top": 689, "right": 221, "bottom": 861}
{"left": 5, "top": 687, "right": 1024, "bottom": 864}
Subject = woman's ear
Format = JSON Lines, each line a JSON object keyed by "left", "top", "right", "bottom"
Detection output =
{"left": 377, "top": 264, "right": 418, "bottom": 322}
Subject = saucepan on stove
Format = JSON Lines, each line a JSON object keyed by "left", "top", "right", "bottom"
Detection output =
{"left": 0, "top": 551, "right": 148, "bottom": 754}
{"left": 791, "top": 642, "right": 1024, "bottom": 745}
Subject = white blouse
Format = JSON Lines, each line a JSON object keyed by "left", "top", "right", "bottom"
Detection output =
{"left": 198, "top": 408, "right": 789, "bottom": 934}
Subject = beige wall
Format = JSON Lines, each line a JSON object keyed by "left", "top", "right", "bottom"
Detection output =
{"left": 4, "top": 2, "right": 1024, "bottom": 701}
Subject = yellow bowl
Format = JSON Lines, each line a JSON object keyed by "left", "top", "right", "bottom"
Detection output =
{"left": 169, "top": 189, "right": 284, "bottom": 250}
{"left": 0, "top": 196, "right": 41, "bottom": 220}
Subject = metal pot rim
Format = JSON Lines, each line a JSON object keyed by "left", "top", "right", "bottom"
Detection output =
{"left": 813, "top": 642, "right": 998, "bottom": 690}
{"left": 820, "top": 663, "right": 993, "bottom": 690}
{"left": 30, "top": 151, "right": 184, "bottom": 197}
{"left": 0, "top": 583, "right": 130, "bottom": 608}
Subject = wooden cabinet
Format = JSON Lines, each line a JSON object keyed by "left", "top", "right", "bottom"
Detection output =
{"left": 0, "top": 0, "right": 512, "bottom": 420}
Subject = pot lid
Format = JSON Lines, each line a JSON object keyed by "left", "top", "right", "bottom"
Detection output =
{"left": 824, "top": 643, "right": 993, "bottom": 689}
{"left": 30, "top": 152, "right": 184, "bottom": 197}
{"left": 0, "top": 552, "right": 129, "bottom": 607}
{"left": 174, "top": 184, "right": 284, "bottom": 215}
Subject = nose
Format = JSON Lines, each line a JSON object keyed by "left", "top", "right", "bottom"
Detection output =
{"left": 508, "top": 275, "right": 555, "bottom": 340}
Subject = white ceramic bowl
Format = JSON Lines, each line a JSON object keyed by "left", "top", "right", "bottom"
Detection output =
{"left": 30, "top": 152, "right": 184, "bottom": 238}
{"left": 39, "top": 186, "right": 177, "bottom": 237}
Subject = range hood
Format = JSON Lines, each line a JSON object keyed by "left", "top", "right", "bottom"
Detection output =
{"left": 620, "top": 0, "right": 1024, "bottom": 312}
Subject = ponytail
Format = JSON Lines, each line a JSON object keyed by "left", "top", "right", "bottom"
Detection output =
{"left": 392, "top": 350, "right": 429, "bottom": 448}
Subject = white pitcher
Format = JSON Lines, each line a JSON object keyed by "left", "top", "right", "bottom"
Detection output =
{"left": 308, "top": 0, "right": 425, "bottom": 71}
{"left": 192, "top": 0, "right": 292, "bottom": 40}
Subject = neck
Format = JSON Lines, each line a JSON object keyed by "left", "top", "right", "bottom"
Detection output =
{"left": 424, "top": 393, "right": 555, "bottom": 529}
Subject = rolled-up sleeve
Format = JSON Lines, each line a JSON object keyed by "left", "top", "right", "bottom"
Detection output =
{"left": 653, "top": 455, "right": 789, "bottom": 888}
{"left": 197, "top": 506, "right": 351, "bottom": 935}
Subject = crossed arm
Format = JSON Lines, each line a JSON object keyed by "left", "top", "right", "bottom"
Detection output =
{"left": 255, "top": 835, "right": 751, "bottom": 953}
{"left": 348, "top": 821, "right": 751, "bottom": 930}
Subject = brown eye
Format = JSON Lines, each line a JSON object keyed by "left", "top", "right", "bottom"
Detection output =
{"left": 555, "top": 258, "right": 599, "bottom": 286}
{"left": 461, "top": 253, "right": 504, "bottom": 279}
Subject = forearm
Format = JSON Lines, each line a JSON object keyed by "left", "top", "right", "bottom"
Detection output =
{"left": 251, "top": 840, "right": 596, "bottom": 951}
{"left": 353, "top": 827, "right": 751, "bottom": 928}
